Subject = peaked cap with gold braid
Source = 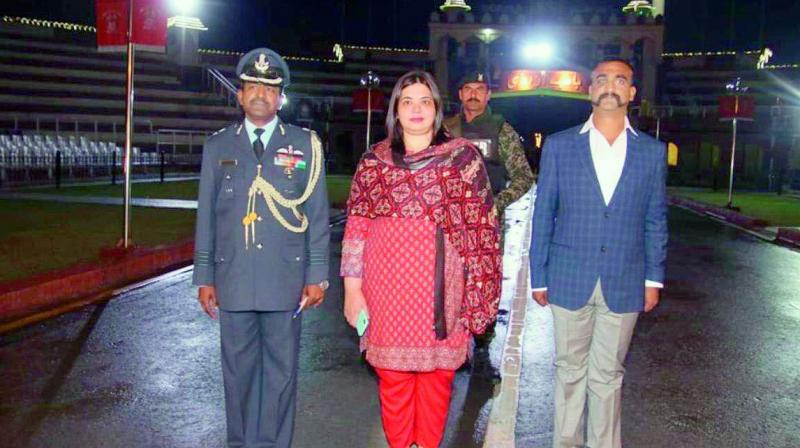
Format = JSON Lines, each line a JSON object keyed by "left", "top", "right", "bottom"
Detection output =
{"left": 236, "top": 48, "right": 291, "bottom": 88}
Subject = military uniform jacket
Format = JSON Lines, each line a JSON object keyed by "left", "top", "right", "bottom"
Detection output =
{"left": 444, "top": 109, "right": 534, "bottom": 213}
{"left": 192, "top": 119, "right": 330, "bottom": 311}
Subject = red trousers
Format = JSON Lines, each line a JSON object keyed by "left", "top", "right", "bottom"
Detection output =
{"left": 374, "top": 368, "right": 456, "bottom": 448}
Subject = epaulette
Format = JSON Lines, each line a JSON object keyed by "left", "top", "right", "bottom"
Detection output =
{"left": 211, "top": 127, "right": 227, "bottom": 137}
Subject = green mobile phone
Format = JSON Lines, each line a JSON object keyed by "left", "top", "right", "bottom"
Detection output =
{"left": 356, "top": 309, "right": 369, "bottom": 337}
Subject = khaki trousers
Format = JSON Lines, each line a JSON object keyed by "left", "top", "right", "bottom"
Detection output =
{"left": 550, "top": 280, "right": 639, "bottom": 448}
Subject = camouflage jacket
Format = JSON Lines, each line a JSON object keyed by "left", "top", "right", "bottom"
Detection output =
{"left": 444, "top": 110, "right": 535, "bottom": 213}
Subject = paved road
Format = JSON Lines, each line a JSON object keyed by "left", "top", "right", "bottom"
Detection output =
{"left": 0, "top": 205, "right": 525, "bottom": 448}
{"left": 3, "top": 204, "right": 798, "bottom": 448}
{"left": 515, "top": 207, "right": 800, "bottom": 447}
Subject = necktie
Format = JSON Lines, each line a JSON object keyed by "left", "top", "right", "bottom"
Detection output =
{"left": 253, "top": 128, "right": 265, "bottom": 159}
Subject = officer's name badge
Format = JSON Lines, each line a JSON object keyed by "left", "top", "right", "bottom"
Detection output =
{"left": 274, "top": 146, "right": 306, "bottom": 171}
{"left": 219, "top": 159, "right": 238, "bottom": 166}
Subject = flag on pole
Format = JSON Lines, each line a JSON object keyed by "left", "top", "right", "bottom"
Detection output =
{"left": 96, "top": 0, "right": 127, "bottom": 52}
{"left": 132, "top": 0, "right": 168, "bottom": 53}
{"left": 719, "top": 95, "right": 755, "bottom": 121}
{"left": 96, "top": 0, "right": 168, "bottom": 53}
{"left": 352, "top": 88, "right": 386, "bottom": 113}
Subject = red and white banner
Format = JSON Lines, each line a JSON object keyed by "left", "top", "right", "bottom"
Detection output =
{"left": 96, "top": 0, "right": 167, "bottom": 53}
{"left": 96, "top": 0, "right": 127, "bottom": 52}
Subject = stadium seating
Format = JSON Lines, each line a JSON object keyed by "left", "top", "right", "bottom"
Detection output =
{"left": 0, "top": 18, "right": 430, "bottom": 180}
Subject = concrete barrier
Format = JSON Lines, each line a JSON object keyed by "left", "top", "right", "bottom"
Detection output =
{"left": 669, "top": 196, "right": 768, "bottom": 229}
{"left": 776, "top": 228, "right": 800, "bottom": 248}
{"left": 0, "top": 212, "right": 348, "bottom": 329}
{"left": 0, "top": 240, "right": 193, "bottom": 326}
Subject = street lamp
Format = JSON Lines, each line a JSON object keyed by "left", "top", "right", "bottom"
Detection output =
{"left": 360, "top": 71, "right": 380, "bottom": 150}
{"left": 477, "top": 28, "right": 500, "bottom": 44}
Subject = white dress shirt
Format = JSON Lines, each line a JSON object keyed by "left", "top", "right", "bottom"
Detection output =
{"left": 581, "top": 114, "right": 634, "bottom": 206}
{"left": 533, "top": 115, "right": 662, "bottom": 292}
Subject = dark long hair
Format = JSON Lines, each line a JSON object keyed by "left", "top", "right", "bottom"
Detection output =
{"left": 385, "top": 70, "right": 450, "bottom": 161}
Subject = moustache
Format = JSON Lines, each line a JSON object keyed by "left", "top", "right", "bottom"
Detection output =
{"left": 591, "top": 92, "right": 625, "bottom": 107}
{"left": 249, "top": 99, "right": 270, "bottom": 107}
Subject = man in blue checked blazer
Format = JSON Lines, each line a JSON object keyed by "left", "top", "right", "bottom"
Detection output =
{"left": 529, "top": 59, "right": 668, "bottom": 448}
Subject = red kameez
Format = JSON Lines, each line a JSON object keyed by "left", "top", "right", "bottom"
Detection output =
{"left": 340, "top": 137, "right": 502, "bottom": 448}
{"left": 340, "top": 137, "right": 502, "bottom": 371}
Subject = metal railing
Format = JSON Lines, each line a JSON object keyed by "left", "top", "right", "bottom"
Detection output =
{"left": 203, "top": 66, "right": 238, "bottom": 107}
{"left": 3, "top": 113, "right": 155, "bottom": 141}
{"left": 0, "top": 150, "right": 202, "bottom": 188}
{"left": 156, "top": 129, "right": 212, "bottom": 154}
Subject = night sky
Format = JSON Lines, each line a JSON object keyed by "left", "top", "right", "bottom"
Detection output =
{"left": 2, "top": 1, "right": 799, "bottom": 62}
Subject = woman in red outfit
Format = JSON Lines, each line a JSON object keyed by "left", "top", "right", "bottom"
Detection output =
{"left": 340, "top": 70, "right": 503, "bottom": 448}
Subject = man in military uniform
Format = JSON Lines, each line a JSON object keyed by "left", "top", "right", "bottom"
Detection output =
{"left": 445, "top": 72, "right": 534, "bottom": 380}
{"left": 193, "top": 48, "right": 330, "bottom": 448}
{"left": 444, "top": 71, "right": 534, "bottom": 214}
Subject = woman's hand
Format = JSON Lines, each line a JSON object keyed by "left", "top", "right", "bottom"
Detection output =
{"left": 343, "top": 277, "right": 367, "bottom": 328}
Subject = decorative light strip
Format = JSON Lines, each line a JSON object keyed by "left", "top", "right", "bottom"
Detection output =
{"left": 199, "top": 48, "right": 244, "bottom": 56}
{"left": 167, "top": 16, "right": 208, "bottom": 31}
{"left": 285, "top": 56, "right": 342, "bottom": 63}
{"left": 663, "top": 49, "right": 762, "bottom": 57}
{"left": 2, "top": 16, "right": 95, "bottom": 32}
{"left": 764, "top": 63, "right": 800, "bottom": 69}
{"left": 664, "top": 50, "right": 737, "bottom": 57}
{"left": 341, "top": 44, "right": 428, "bottom": 54}
{"left": 199, "top": 48, "right": 340, "bottom": 64}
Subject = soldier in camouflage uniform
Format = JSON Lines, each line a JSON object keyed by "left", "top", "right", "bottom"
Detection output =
{"left": 443, "top": 71, "right": 534, "bottom": 215}
{"left": 444, "top": 71, "right": 534, "bottom": 380}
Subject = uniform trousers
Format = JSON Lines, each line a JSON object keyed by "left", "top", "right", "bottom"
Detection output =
{"left": 550, "top": 279, "right": 639, "bottom": 448}
{"left": 374, "top": 368, "right": 456, "bottom": 448}
{"left": 219, "top": 310, "right": 301, "bottom": 448}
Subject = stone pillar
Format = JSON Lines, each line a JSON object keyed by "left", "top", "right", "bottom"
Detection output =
{"left": 430, "top": 32, "right": 450, "bottom": 101}
{"left": 620, "top": 40, "right": 634, "bottom": 61}
{"left": 639, "top": 38, "right": 660, "bottom": 103}
{"left": 457, "top": 39, "right": 468, "bottom": 58}
{"left": 479, "top": 41, "right": 489, "bottom": 64}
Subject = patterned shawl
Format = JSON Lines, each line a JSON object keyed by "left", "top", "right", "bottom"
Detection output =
{"left": 346, "top": 137, "right": 502, "bottom": 334}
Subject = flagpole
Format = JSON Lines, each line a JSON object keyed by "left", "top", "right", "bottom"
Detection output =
{"left": 359, "top": 71, "right": 380, "bottom": 152}
{"left": 727, "top": 117, "right": 737, "bottom": 208}
{"left": 366, "top": 87, "right": 372, "bottom": 149}
{"left": 123, "top": 0, "right": 136, "bottom": 248}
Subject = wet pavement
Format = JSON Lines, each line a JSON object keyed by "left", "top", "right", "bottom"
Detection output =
{"left": 0, "top": 211, "right": 509, "bottom": 448}
{"left": 515, "top": 207, "right": 800, "bottom": 447}
{"left": 2, "top": 201, "right": 800, "bottom": 448}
